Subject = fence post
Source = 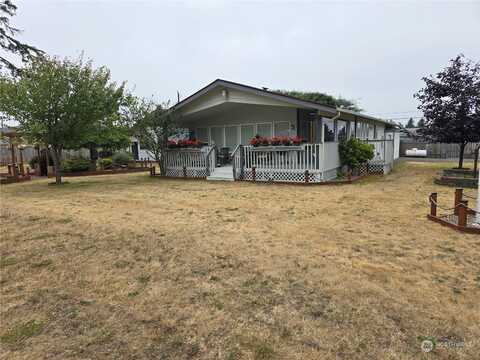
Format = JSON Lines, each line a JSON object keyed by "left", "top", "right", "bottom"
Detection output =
{"left": 252, "top": 166, "right": 256, "bottom": 182}
{"left": 458, "top": 201, "right": 468, "bottom": 227}
{"left": 430, "top": 192, "right": 437, "bottom": 217}
{"left": 454, "top": 188, "right": 463, "bottom": 216}
{"left": 305, "top": 169, "right": 309, "bottom": 183}
{"left": 183, "top": 166, "right": 187, "bottom": 178}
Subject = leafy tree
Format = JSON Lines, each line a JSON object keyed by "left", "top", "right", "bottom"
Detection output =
{"left": 0, "top": 55, "right": 125, "bottom": 184}
{"left": 339, "top": 138, "right": 374, "bottom": 176}
{"left": 415, "top": 55, "right": 480, "bottom": 169}
{"left": 134, "top": 100, "right": 179, "bottom": 175}
{"left": 1, "top": 1, "right": 43, "bottom": 75}
{"left": 275, "top": 90, "right": 362, "bottom": 112}
{"left": 82, "top": 95, "right": 135, "bottom": 166}
{"left": 405, "top": 118, "right": 415, "bottom": 128}
{"left": 416, "top": 118, "right": 425, "bottom": 128}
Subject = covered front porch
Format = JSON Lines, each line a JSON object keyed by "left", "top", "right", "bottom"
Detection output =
{"left": 161, "top": 79, "right": 394, "bottom": 183}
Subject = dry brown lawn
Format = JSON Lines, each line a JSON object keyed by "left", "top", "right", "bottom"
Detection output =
{"left": 1, "top": 161, "right": 479, "bottom": 359}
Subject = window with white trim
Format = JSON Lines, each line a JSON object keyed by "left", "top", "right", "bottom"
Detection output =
{"left": 274, "top": 122, "right": 290, "bottom": 137}
{"left": 256, "top": 123, "right": 272, "bottom": 137}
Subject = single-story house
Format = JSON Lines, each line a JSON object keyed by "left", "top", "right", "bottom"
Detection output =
{"left": 136, "top": 79, "right": 397, "bottom": 182}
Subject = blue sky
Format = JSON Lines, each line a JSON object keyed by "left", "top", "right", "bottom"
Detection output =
{"left": 10, "top": 0, "right": 480, "bottom": 124}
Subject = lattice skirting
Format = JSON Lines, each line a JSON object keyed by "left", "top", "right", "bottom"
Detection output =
{"left": 241, "top": 169, "right": 324, "bottom": 183}
{"left": 165, "top": 167, "right": 208, "bottom": 178}
{"left": 357, "top": 162, "right": 391, "bottom": 176}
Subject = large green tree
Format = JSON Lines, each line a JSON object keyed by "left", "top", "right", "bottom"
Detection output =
{"left": 275, "top": 90, "right": 362, "bottom": 112}
{"left": 1, "top": 0, "right": 43, "bottom": 75}
{"left": 415, "top": 55, "right": 480, "bottom": 169}
{"left": 133, "top": 100, "right": 179, "bottom": 175}
{"left": 0, "top": 56, "right": 125, "bottom": 184}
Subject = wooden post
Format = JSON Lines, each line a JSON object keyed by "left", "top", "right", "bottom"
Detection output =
{"left": 458, "top": 201, "right": 468, "bottom": 227}
{"left": 454, "top": 188, "right": 463, "bottom": 216}
{"left": 430, "top": 192, "right": 437, "bottom": 217}
{"left": 12, "top": 164, "right": 19, "bottom": 179}
{"left": 10, "top": 143, "right": 16, "bottom": 164}
{"left": 305, "top": 169, "right": 309, "bottom": 183}
{"left": 19, "top": 149, "right": 25, "bottom": 175}
{"left": 252, "top": 166, "right": 256, "bottom": 182}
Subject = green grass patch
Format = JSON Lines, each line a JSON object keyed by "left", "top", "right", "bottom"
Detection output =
{"left": 0, "top": 320, "right": 44, "bottom": 345}
{"left": 0, "top": 256, "right": 18, "bottom": 268}
{"left": 31, "top": 259, "right": 53, "bottom": 268}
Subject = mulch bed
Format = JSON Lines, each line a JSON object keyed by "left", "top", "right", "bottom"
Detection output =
{"left": 48, "top": 167, "right": 150, "bottom": 178}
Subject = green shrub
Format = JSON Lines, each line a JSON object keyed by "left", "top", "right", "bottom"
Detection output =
{"left": 112, "top": 152, "right": 132, "bottom": 166}
{"left": 61, "top": 157, "right": 91, "bottom": 173}
{"left": 29, "top": 155, "right": 39, "bottom": 169}
{"left": 98, "top": 157, "right": 113, "bottom": 169}
{"left": 339, "top": 138, "right": 375, "bottom": 170}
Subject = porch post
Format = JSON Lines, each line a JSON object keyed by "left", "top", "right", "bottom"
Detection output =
{"left": 239, "top": 145, "right": 244, "bottom": 180}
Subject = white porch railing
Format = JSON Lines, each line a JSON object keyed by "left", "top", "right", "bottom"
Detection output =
{"left": 233, "top": 144, "right": 328, "bottom": 183}
{"left": 164, "top": 146, "right": 215, "bottom": 178}
{"left": 162, "top": 140, "right": 395, "bottom": 182}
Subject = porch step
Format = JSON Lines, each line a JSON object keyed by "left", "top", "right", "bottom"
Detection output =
{"left": 207, "top": 166, "right": 234, "bottom": 181}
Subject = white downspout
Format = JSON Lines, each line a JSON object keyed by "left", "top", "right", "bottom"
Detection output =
{"left": 321, "top": 110, "right": 341, "bottom": 180}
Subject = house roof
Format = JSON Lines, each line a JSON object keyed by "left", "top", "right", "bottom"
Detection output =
{"left": 172, "top": 78, "right": 388, "bottom": 124}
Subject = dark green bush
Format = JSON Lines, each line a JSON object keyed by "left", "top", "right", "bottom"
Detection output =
{"left": 112, "top": 151, "right": 132, "bottom": 166}
{"left": 98, "top": 157, "right": 113, "bottom": 169}
{"left": 29, "top": 155, "right": 39, "bottom": 169}
{"left": 61, "top": 157, "right": 91, "bottom": 173}
{"left": 339, "top": 138, "right": 375, "bottom": 170}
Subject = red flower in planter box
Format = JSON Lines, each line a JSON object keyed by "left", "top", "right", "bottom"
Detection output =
{"left": 167, "top": 140, "right": 178, "bottom": 148}
{"left": 270, "top": 136, "right": 282, "bottom": 146}
{"left": 290, "top": 136, "right": 303, "bottom": 145}
{"left": 260, "top": 137, "right": 269, "bottom": 146}
{"left": 249, "top": 137, "right": 262, "bottom": 147}
{"left": 279, "top": 136, "right": 291, "bottom": 146}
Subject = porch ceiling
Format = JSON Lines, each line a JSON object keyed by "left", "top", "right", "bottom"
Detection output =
{"left": 176, "top": 102, "right": 298, "bottom": 124}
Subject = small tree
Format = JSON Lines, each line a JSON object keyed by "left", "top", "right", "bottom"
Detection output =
{"left": 415, "top": 55, "right": 480, "bottom": 169}
{"left": 0, "top": 56, "right": 125, "bottom": 184}
{"left": 405, "top": 118, "right": 415, "bottom": 128}
{"left": 275, "top": 90, "right": 362, "bottom": 112}
{"left": 417, "top": 118, "right": 425, "bottom": 128}
{"left": 339, "top": 138, "right": 375, "bottom": 176}
{"left": 134, "top": 100, "right": 179, "bottom": 175}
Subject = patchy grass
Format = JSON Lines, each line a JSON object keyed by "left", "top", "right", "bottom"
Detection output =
{"left": 0, "top": 160, "right": 478, "bottom": 359}
{"left": 0, "top": 320, "right": 44, "bottom": 346}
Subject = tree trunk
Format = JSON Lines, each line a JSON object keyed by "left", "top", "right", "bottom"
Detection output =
{"left": 158, "top": 149, "right": 166, "bottom": 176}
{"left": 474, "top": 145, "right": 479, "bottom": 178}
{"left": 458, "top": 142, "right": 466, "bottom": 169}
{"left": 89, "top": 143, "right": 98, "bottom": 171}
{"left": 49, "top": 147, "right": 63, "bottom": 185}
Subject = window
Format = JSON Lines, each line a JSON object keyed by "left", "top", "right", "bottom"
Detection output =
{"left": 368, "top": 124, "right": 375, "bottom": 139}
{"left": 256, "top": 123, "right": 272, "bottom": 137}
{"left": 241, "top": 125, "right": 255, "bottom": 144}
{"left": 323, "top": 119, "right": 335, "bottom": 142}
{"left": 196, "top": 128, "right": 208, "bottom": 143}
{"left": 210, "top": 127, "right": 224, "bottom": 147}
{"left": 337, "top": 120, "right": 348, "bottom": 141}
{"left": 274, "top": 122, "right": 290, "bottom": 137}
{"left": 373, "top": 124, "right": 377, "bottom": 139}
{"left": 225, "top": 126, "right": 239, "bottom": 149}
